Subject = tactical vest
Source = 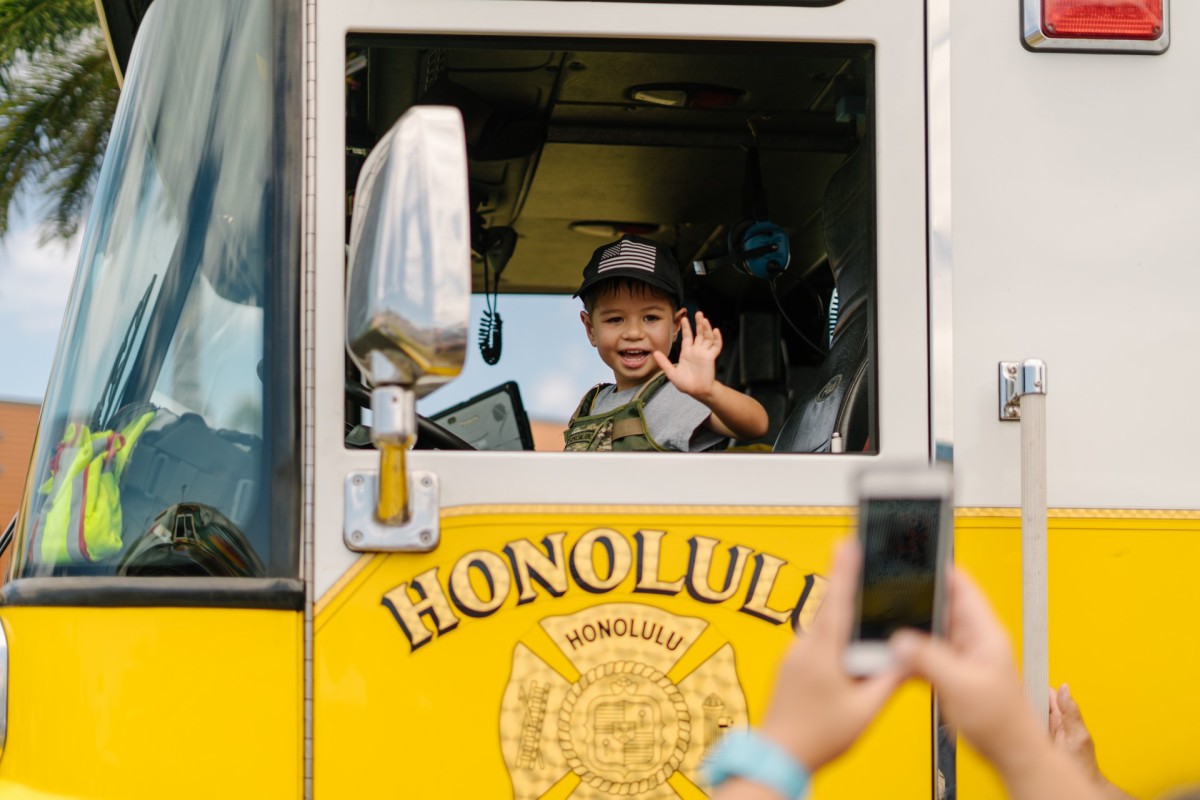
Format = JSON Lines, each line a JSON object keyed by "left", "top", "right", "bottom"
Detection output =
{"left": 563, "top": 372, "right": 670, "bottom": 452}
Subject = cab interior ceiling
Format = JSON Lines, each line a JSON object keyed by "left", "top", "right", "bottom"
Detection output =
{"left": 349, "top": 36, "right": 871, "bottom": 301}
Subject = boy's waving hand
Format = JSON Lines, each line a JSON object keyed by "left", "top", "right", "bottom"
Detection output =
{"left": 653, "top": 311, "right": 768, "bottom": 441}
{"left": 653, "top": 312, "right": 722, "bottom": 399}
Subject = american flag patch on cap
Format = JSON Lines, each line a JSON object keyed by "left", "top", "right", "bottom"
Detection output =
{"left": 596, "top": 239, "right": 657, "bottom": 274}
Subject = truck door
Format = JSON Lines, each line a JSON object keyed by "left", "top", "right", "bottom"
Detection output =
{"left": 309, "top": 1, "right": 933, "bottom": 797}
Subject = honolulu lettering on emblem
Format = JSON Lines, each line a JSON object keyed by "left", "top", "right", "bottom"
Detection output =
{"left": 380, "top": 528, "right": 827, "bottom": 652}
{"left": 499, "top": 603, "right": 747, "bottom": 799}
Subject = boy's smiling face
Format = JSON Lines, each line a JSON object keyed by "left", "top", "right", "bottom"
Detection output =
{"left": 581, "top": 282, "right": 685, "bottom": 391}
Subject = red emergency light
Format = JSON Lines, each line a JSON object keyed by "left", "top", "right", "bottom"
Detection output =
{"left": 1025, "top": 0, "right": 1169, "bottom": 53}
{"left": 1043, "top": 0, "right": 1163, "bottom": 40}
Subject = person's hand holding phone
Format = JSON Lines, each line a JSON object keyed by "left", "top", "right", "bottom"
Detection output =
{"left": 891, "top": 569, "right": 1033, "bottom": 766}
{"left": 891, "top": 570, "right": 1106, "bottom": 800}
{"left": 758, "top": 539, "right": 905, "bottom": 773}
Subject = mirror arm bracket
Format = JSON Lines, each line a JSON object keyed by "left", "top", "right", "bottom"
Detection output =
{"left": 371, "top": 385, "right": 417, "bottom": 525}
{"left": 342, "top": 384, "right": 441, "bottom": 553}
{"left": 344, "top": 467, "right": 440, "bottom": 553}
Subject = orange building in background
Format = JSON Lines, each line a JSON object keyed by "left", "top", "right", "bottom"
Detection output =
{"left": 529, "top": 419, "right": 566, "bottom": 452}
{"left": 0, "top": 399, "right": 39, "bottom": 527}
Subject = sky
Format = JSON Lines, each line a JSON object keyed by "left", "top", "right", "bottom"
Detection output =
{"left": 0, "top": 209, "right": 80, "bottom": 404}
{"left": 0, "top": 209, "right": 599, "bottom": 422}
{"left": 418, "top": 294, "right": 599, "bottom": 423}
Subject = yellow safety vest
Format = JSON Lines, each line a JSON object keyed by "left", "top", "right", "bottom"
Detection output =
{"left": 29, "top": 409, "right": 156, "bottom": 566}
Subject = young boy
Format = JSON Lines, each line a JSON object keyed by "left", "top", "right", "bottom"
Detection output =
{"left": 564, "top": 234, "right": 769, "bottom": 452}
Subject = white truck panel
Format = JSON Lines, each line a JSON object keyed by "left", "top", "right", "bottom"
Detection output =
{"left": 951, "top": 1, "right": 1200, "bottom": 509}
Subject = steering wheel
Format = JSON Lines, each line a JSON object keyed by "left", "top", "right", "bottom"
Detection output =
{"left": 345, "top": 380, "right": 475, "bottom": 451}
{"left": 416, "top": 415, "right": 475, "bottom": 450}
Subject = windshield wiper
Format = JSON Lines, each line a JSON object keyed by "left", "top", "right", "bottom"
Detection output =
{"left": 92, "top": 274, "right": 158, "bottom": 429}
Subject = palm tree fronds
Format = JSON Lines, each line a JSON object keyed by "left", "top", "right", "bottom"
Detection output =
{"left": 0, "top": 35, "right": 118, "bottom": 240}
{"left": 0, "top": 0, "right": 100, "bottom": 90}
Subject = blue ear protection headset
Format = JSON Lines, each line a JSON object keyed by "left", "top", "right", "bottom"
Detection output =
{"left": 690, "top": 144, "right": 828, "bottom": 358}
{"left": 729, "top": 219, "right": 791, "bottom": 279}
{"left": 694, "top": 146, "right": 792, "bottom": 280}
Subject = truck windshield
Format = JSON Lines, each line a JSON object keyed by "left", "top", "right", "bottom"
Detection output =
{"left": 12, "top": 0, "right": 296, "bottom": 579}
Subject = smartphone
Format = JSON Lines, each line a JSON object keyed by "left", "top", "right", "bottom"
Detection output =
{"left": 843, "top": 464, "right": 954, "bottom": 676}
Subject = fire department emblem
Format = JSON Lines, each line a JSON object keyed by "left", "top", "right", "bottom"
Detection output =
{"left": 500, "top": 603, "right": 748, "bottom": 799}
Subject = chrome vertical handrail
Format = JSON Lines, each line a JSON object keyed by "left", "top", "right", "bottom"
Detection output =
{"left": 1000, "top": 359, "right": 1049, "bottom": 728}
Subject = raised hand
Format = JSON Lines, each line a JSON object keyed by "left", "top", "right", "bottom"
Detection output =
{"left": 1050, "top": 685, "right": 1136, "bottom": 800}
{"left": 653, "top": 311, "right": 722, "bottom": 400}
{"left": 758, "top": 540, "right": 904, "bottom": 772}
{"left": 891, "top": 569, "right": 1033, "bottom": 769}
{"left": 892, "top": 572, "right": 1108, "bottom": 800}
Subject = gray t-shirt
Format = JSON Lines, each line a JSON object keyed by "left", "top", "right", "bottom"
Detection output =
{"left": 590, "top": 381, "right": 724, "bottom": 452}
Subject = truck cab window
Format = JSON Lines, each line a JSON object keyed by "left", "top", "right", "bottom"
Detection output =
{"left": 13, "top": 0, "right": 297, "bottom": 579}
{"left": 345, "top": 37, "right": 876, "bottom": 455}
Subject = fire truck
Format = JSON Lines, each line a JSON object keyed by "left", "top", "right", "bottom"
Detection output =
{"left": 1, "top": 0, "right": 1195, "bottom": 797}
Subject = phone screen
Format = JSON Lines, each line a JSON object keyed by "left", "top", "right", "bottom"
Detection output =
{"left": 857, "top": 498, "right": 942, "bottom": 641}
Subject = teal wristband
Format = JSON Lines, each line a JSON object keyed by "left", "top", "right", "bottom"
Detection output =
{"left": 703, "top": 729, "right": 810, "bottom": 799}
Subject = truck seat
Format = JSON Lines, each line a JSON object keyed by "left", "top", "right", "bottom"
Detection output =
{"left": 774, "top": 137, "right": 875, "bottom": 453}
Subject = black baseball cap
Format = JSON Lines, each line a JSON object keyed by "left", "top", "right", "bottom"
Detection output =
{"left": 573, "top": 234, "right": 686, "bottom": 302}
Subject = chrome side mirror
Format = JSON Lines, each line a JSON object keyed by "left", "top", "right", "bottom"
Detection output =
{"left": 344, "top": 106, "right": 470, "bottom": 541}
{"left": 346, "top": 105, "right": 470, "bottom": 394}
